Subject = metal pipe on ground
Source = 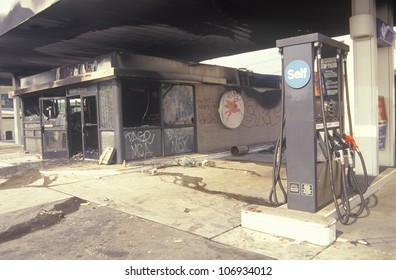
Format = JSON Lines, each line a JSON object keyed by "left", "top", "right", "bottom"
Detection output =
{"left": 231, "top": 145, "right": 249, "bottom": 156}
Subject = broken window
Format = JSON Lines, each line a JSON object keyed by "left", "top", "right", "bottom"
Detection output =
{"left": 162, "top": 84, "right": 194, "bottom": 126}
{"left": 42, "top": 99, "right": 67, "bottom": 126}
{"left": 23, "top": 96, "right": 40, "bottom": 122}
{"left": 122, "top": 79, "right": 160, "bottom": 128}
{"left": 162, "top": 84, "right": 195, "bottom": 155}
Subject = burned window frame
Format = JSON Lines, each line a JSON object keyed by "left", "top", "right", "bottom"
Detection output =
{"left": 23, "top": 95, "right": 41, "bottom": 122}
{"left": 121, "top": 79, "right": 161, "bottom": 128}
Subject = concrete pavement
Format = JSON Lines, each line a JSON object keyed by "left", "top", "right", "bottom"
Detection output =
{"left": 0, "top": 142, "right": 395, "bottom": 260}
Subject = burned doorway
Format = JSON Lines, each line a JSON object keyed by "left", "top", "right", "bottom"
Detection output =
{"left": 82, "top": 95, "right": 99, "bottom": 159}
{"left": 40, "top": 97, "right": 68, "bottom": 158}
{"left": 68, "top": 96, "right": 82, "bottom": 157}
{"left": 122, "top": 79, "right": 196, "bottom": 161}
{"left": 67, "top": 93, "right": 99, "bottom": 160}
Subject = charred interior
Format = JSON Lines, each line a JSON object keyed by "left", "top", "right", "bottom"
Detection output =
{"left": 13, "top": 52, "right": 281, "bottom": 163}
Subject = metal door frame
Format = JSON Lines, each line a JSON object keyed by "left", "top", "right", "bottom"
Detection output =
{"left": 40, "top": 97, "right": 69, "bottom": 159}
{"left": 81, "top": 94, "right": 99, "bottom": 160}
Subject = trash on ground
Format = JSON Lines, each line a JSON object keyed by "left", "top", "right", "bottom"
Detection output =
{"left": 38, "top": 208, "right": 65, "bottom": 218}
{"left": 202, "top": 159, "right": 216, "bottom": 167}
{"left": 72, "top": 153, "right": 84, "bottom": 160}
{"left": 177, "top": 157, "right": 196, "bottom": 167}
{"left": 350, "top": 239, "right": 371, "bottom": 246}
{"left": 80, "top": 202, "right": 91, "bottom": 206}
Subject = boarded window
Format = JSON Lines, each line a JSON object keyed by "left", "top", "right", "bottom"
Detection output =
{"left": 98, "top": 81, "right": 114, "bottom": 129}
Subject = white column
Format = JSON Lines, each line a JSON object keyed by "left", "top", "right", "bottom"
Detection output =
{"left": 377, "top": 0, "right": 395, "bottom": 167}
{"left": 12, "top": 75, "right": 22, "bottom": 146}
{"left": 350, "top": 0, "right": 379, "bottom": 175}
{"left": 0, "top": 85, "right": 14, "bottom": 141}
{"left": 0, "top": 89, "right": 3, "bottom": 140}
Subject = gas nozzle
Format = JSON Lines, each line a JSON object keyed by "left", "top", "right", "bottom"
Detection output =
{"left": 333, "top": 131, "right": 349, "bottom": 149}
{"left": 328, "top": 134, "right": 344, "bottom": 152}
{"left": 344, "top": 135, "right": 359, "bottom": 151}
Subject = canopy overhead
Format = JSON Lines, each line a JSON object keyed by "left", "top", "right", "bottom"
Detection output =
{"left": 0, "top": 0, "right": 369, "bottom": 77}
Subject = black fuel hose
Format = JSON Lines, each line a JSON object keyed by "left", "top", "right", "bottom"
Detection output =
{"left": 343, "top": 55, "right": 369, "bottom": 194}
{"left": 347, "top": 165, "right": 366, "bottom": 217}
{"left": 317, "top": 46, "right": 350, "bottom": 224}
{"left": 269, "top": 119, "right": 287, "bottom": 206}
{"left": 269, "top": 50, "right": 287, "bottom": 206}
{"left": 340, "top": 160, "right": 351, "bottom": 220}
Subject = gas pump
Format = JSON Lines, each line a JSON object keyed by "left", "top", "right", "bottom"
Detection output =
{"left": 271, "top": 33, "right": 368, "bottom": 224}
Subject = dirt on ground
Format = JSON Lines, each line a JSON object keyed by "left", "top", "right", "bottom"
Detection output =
{"left": 0, "top": 196, "right": 271, "bottom": 260}
{"left": 0, "top": 154, "right": 272, "bottom": 260}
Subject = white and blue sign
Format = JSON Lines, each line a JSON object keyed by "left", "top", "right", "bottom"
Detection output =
{"left": 285, "top": 60, "right": 311, "bottom": 89}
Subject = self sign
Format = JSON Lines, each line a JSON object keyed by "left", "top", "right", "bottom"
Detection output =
{"left": 287, "top": 68, "right": 308, "bottom": 80}
{"left": 285, "top": 60, "right": 311, "bottom": 89}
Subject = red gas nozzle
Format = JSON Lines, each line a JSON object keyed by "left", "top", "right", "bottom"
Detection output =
{"left": 344, "top": 135, "right": 359, "bottom": 150}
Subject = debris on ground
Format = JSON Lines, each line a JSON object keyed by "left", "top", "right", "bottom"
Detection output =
{"left": 80, "top": 202, "right": 91, "bottom": 206}
{"left": 98, "top": 147, "right": 115, "bottom": 165}
{"left": 177, "top": 157, "right": 196, "bottom": 167}
{"left": 148, "top": 167, "right": 157, "bottom": 175}
{"left": 201, "top": 159, "right": 216, "bottom": 167}
{"left": 142, "top": 167, "right": 158, "bottom": 175}
{"left": 350, "top": 239, "right": 371, "bottom": 246}
{"left": 38, "top": 208, "right": 65, "bottom": 218}
{"left": 72, "top": 153, "right": 84, "bottom": 161}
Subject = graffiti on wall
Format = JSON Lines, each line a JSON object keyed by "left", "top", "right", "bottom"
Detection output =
{"left": 164, "top": 128, "right": 194, "bottom": 155}
{"left": 241, "top": 97, "right": 281, "bottom": 128}
{"left": 162, "top": 84, "right": 194, "bottom": 125}
{"left": 197, "top": 96, "right": 220, "bottom": 125}
{"left": 125, "top": 130, "right": 158, "bottom": 159}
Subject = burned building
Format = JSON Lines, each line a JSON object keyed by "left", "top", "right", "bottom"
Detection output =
{"left": 12, "top": 52, "right": 281, "bottom": 163}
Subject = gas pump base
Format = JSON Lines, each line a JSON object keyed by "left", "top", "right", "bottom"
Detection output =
{"left": 241, "top": 168, "right": 396, "bottom": 246}
{"left": 241, "top": 205, "right": 337, "bottom": 246}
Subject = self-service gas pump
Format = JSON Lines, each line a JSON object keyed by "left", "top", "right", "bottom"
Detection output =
{"left": 271, "top": 33, "right": 368, "bottom": 224}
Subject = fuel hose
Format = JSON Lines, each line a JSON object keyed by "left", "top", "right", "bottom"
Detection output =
{"left": 317, "top": 45, "right": 350, "bottom": 224}
{"left": 269, "top": 49, "right": 287, "bottom": 206}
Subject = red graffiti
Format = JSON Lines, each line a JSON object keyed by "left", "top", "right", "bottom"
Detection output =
{"left": 241, "top": 98, "right": 281, "bottom": 128}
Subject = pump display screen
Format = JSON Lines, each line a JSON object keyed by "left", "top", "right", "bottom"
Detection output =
{"left": 320, "top": 57, "right": 338, "bottom": 97}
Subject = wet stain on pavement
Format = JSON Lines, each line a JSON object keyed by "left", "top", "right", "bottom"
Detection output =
{"left": 0, "top": 197, "right": 86, "bottom": 244}
{"left": 211, "top": 166, "right": 263, "bottom": 177}
{"left": 0, "top": 170, "right": 58, "bottom": 189}
{"left": 43, "top": 175, "right": 58, "bottom": 187}
{"left": 0, "top": 160, "right": 65, "bottom": 190}
{"left": 0, "top": 170, "right": 53, "bottom": 190}
{"left": 160, "top": 172, "right": 270, "bottom": 206}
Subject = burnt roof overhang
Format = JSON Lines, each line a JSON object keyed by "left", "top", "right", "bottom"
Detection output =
{"left": 0, "top": 0, "right": 363, "bottom": 77}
